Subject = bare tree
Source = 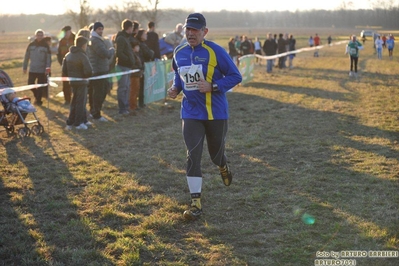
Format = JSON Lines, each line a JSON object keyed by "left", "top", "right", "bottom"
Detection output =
{"left": 141, "top": 0, "right": 162, "bottom": 25}
{"left": 368, "top": 0, "right": 396, "bottom": 9}
{"left": 337, "top": 1, "right": 355, "bottom": 10}
{"left": 98, "top": 0, "right": 164, "bottom": 29}
{"left": 66, "top": 0, "right": 92, "bottom": 29}
{"left": 99, "top": 1, "right": 143, "bottom": 29}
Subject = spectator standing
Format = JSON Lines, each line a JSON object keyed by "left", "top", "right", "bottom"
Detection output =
{"left": 234, "top": 35, "right": 242, "bottom": 55}
{"left": 135, "top": 29, "right": 154, "bottom": 109}
{"left": 234, "top": 35, "right": 242, "bottom": 65}
{"left": 62, "top": 36, "right": 93, "bottom": 130}
{"left": 273, "top": 34, "right": 278, "bottom": 67}
{"left": 89, "top": 22, "right": 115, "bottom": 122}
{"left": 23, "top": 29, "right": 51, "bottom": 106}
{"left": 77, "top": 28, "right": 91, "bottom": 49}
{"left": 240, "top": 35, "right": 251, "bottom": 56}
{"left": 145, "top": 21, "right": 161, "bottom": 60}
{"left": 327, "top": 35, "right": 332, "bottom": 46}
{"left": 254, "top": 37, "right": 262, "bottom": 65}
{"left": 262, "top": 33, "right": 277, "bottom": 73}
{"left": 128, "top": 39, "right": 143, "bottom": 111}
{"left": 288, "top": 34, "right": 296, "bottom": 69}
{"left": 277, "top": 33, "right": 286, "bottom": 69}
{"left": 248, "top": 38, "right": 255, "bottom": 54}
{"left": 87, "top": 23, "right": 116, "bottom": 96}
{"left": 115, "top": 19, "right": 137, "bottom": 115}
{"left": 308, "top": 36, "right": 314, "bottom": 47}
{"left": 382, "top": 34, "right": 387, "bottom": 48}
{"left": 58, "top": 26, "right": 76, "bottom": 105}
{"left": 76, "top": 28, "right": 93, "bottom": 124}
{"left": 228, "top": 37, "right": 239, "bottom": 65}
{"left": 314, "top": 33, "right": 321, "bottom": 57}
{"left": 361, "top": 35, "right": 366, "bottom": 44}
{"left": 283, "top": 33, "right": 289, "bottom": 67}
{"left": 386, "top": 34, "right": 395, "bottom": 60}
{"left": 345, "top": 35, "right": 364, "bottom": 78}
{"left": 127, "top": 21, "right": 141, "bottom": 111}
{"left": 131, "top": 20, "right": 140, "bottom": 40}
{"left": 164, "top": 23, "right": 183, "bottom": 48}
{"left": 167, "top": 13, "right": 242, "bottom": 220}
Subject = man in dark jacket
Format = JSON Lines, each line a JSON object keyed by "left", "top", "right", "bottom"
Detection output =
{"left": 135, "top": 29, "right": 154, "bottom": 108}
{"left": 145, "top": 21, "right": 161, "bottom": 60}
{"left": 115, "top": 19, "right": 137, "bottom": 115}
{"left": 58, "top": 26, "right": 75, "bottom": 105}
{"left": 262, "top": 33, "right": 277, "bottom": 73}
{"left": 62, "top": 36, "right": 93, "bottom": 130}
{"left": 88, "top": 22, "right": 115, "bottom": 122}
{"left": 277, "top": 33, "right": 287, "bottom": 69}
{"left": 240, "top": 35, "right": 251, "bottom": 55}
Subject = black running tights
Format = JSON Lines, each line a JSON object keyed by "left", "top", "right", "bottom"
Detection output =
{"left": 350, "top": 56, "right": 358, "bottom": 72}
{"left": 182, "top": 119, "right": 228, "bottom": 177}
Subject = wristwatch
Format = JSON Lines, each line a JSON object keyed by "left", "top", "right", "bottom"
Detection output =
{"left": 211, "top": 82, "right": 219, "bottom": 92}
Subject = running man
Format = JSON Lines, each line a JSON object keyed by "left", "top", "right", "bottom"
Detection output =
{"left": 167, "top": 13, "right": 242, "bottom": 220}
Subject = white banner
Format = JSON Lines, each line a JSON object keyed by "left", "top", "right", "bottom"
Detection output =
{"left": 0, "top": 69, "right": 140, "bottom": 95}
{"left": 239, "top": 40, "right": 348, "bottom": 61}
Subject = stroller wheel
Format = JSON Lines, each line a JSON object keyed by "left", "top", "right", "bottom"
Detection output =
{"left": 39, "top": 124, "right": 44, "bottom": 134}
{"left": 31, "top": 125, "right": 44, "bottom": 135}
{"left": 18, "top": 127, "right": 31, "bottom": 138}
{"left": 6, "top": 125, "right": 14, "bottom": 134}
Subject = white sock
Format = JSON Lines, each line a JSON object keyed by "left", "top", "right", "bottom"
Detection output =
{"left": 186, "top": 176, "right": 202, "bottom": 196}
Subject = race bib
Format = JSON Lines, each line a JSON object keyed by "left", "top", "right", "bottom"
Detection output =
{"left": 179, "top": 64, "right": 205, "bottom": 91}
{"left": 349, "top": 47, "right": 358, "bottom": 55}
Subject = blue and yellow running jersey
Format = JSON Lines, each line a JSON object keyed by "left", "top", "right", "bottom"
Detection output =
{"left": 172, "top": 39, "right": 242, "bottom": 120}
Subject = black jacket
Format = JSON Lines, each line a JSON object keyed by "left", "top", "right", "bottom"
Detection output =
{"left": 277, "top": 37, "right": 287, "bottom": 53}
{"left": 62, "top": 46, "right": 93, "bottom": 86}
{"left": 146, "top": 31, "right": 161, "bottom": 59}
{"left": 263, "top": 39, "right": 277, "bottom": 56}
{"left": 138, "top": 41, "right": 154, "bottom": 64}
{"left": 115, "top": 30, "right": 136, "bottom": 68}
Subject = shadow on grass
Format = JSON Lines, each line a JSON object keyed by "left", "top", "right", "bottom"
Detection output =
{"left": 1, "top": 76, "right": 399, "bottom": 265}
{"left": 73, "top": 86, "right": 399, "bottom": 264}
{"left": 223, "top": 87, "right": 399, "bottom": 265}
{"left": 0, "top": 136, "right": 113, "bottom": 264}
{"left": 247, "top": 80, "right": 350, "bottom": 102}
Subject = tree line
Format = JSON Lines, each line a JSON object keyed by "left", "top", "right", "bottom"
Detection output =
{"left": 1, "top": 7, "right": 398, "bottom": 34}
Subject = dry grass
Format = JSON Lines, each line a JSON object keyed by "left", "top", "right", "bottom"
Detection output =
{"left": 1, "top": 29, "right": 399, "bottom": 265}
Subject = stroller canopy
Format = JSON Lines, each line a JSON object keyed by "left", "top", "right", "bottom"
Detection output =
{"left": 0, "top": 69, "right": 14, "bottom": 94}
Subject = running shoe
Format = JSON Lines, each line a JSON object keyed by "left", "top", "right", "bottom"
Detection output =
{"left": 219, "top": 164, "right": 232, "bottom": 186}
{"left": 183, "top": 198, "right": 202, "bottom": 220}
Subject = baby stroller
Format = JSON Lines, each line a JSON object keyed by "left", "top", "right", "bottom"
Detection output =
{"left": 0, "top": 69, "right": 44, "bottom": 138}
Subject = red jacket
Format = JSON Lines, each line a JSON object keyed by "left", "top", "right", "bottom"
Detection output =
{"left": 314, "top": 36, "right": 320, "bottom": 46}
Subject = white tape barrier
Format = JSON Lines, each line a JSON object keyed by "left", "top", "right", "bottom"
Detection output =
{"left": 0, "top": 69, "right": 140, "bottom": 95}
{"left": 3, "top": 40, "right": 349, "bottom": 95}
{"left": 239, "top": 40, "right": 349, "bottom": 61}
{"left": 48, "top": 69, "right": 139, "bottom": 82}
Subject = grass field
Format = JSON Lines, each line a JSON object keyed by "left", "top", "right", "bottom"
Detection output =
{"left": 1, "top": 29, "right": 399, "bottom": 265}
